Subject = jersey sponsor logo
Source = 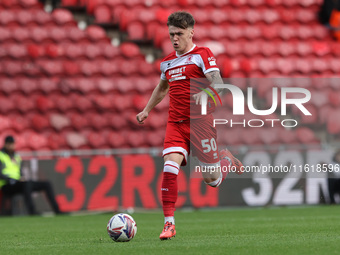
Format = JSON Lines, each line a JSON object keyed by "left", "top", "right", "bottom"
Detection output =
{"left": 208, "top": 57, "right": 216, "bottom": 66}
{"left": 169, "top": 76, "right": 186, "bottom": 82}
{"left": 168, "top": 66, "right": 186, "bottom": 75}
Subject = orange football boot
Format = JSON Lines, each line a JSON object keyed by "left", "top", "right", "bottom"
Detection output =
{"left": 159, "top": 221, "right": 176, "bottom": 240}
{"left": 219, "top": 148, "right": 244, "bottom": 175}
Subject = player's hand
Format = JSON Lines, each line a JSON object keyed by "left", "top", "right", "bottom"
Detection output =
{"left": 193, "top": 91, "right": 206, "bottom": 105}
{"left": 136, "top": 111, "right": 148, "bottom": 124}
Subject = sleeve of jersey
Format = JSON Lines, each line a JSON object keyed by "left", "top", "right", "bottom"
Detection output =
{"left": 160, "top": 61, "right": 167, "bottom": 80}
{"left": 199, "top": 48, "right": 220, "bottom": 74}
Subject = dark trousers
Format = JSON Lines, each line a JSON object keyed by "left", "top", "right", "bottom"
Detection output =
{"left": 2, "top": 181, "right": 61, "bottom": 215}
{"left": 328, "top": 178, "right": 340, "bottom": 204}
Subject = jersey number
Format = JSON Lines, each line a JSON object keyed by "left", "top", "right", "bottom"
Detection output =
{"left": 201, "top": 138, "right": 217, "bottom": 153}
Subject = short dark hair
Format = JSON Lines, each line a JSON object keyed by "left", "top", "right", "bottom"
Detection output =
{"left": 4, "top": 135, "right": 15, "bottom": 144}
{"left": 167, "top": 11, "right": 195, "bottom": 29}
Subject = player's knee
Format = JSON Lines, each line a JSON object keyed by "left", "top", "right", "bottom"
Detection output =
{"left": 163, "top": 161, "right": 180, "bottom": 175}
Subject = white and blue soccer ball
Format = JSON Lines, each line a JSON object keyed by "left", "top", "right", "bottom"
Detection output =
{"left": 107, "top": 213, "right": 137, "bottom": 242}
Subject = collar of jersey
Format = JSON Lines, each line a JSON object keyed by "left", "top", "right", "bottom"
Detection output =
{"left": 176, "top": 44, "right": 196, "bottom": 58}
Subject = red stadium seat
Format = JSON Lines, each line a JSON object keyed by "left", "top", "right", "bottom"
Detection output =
{"left": 113, "top": 94, "right": 133, "bottom": 112}
{"left": 0, "top": 28, "right": 11, "bottom": 43}
{"left": 86, "top": 25, "right": 108, "bottom": 42}
{"left": 52, "top": 9, "right": 75, "bottom": 26}
{"left": 9, "top": 44, "right": 27, "bottom": 59}
{"left": 39, "top": 78, "right": 59, "bottom": 94}
{"left": 91, "top": 94, "right": 113, "bottom": 110}
{"left": 10, "top": 114, "right": 30, "bottom": 132}
{"left": 263, "top": 9, "right": 280, "bottom": 24}
{"left": 50, "top": 113, "right": 71, "bottom": 131}
{"left": 109, "top": 113, "right": 128, "bottom": 131}
{"left": 67, "top": 27, "right": 87, "bottom": 42}
{"left": 34, "top": 10, "right": 53, "bottom": 25}
{"left": 84, "top": 44, "right": 102, "bottom": 59}
{"left": 127, "top": 22, "right": 145, "bottom": 40}
{"left": 261, "top": 24, "right": 280, "bottom": 40}
{"left": 279, "top": 26, "right": 297, "bottom": 40}
{"left": 36, "top": 95, "right": 55, "bottom": 112}
{"left": 328, "top": 90, "right": 340, "bottom": 107}
{"left": 45, "top": 43, "right": 63, "bottom": 58}
{"left": 133, "top": 94, "right": 149, "bottom": 112}
{"left": 0, "top": 97, "right": 15, "bottom": 114}
{"left": 64, "top": 43, "right": 85, "bottom": 59}
{"left": 278, "top": 42, "right": 295, "bottom": 56}
{"left": 330, "top": 58, "right": 340, "bottom": 73}
{"left": 146, "top": 130, "right": 164, "bottom": 147}
{"left": 101, "top": 43, "right": 119, "bottom": 58}
{"left": 54, "top": 94, "right": 75, "bottom": 112}
{"left": 17, "top": 10, "right": 34, "bottom": 26}
{"left": 240, "top": 128, "right": 261, "bottom": 145}
{"left": 108, "top": 132, "right": 127, "bottom": 148}
{"left": 27, "top": 44, "right": 44, "bottom": 59}
{"left": 40, "top": 60, "right": 64, "bottom": 76}
{"left": 126, "top": 131, "right": 146, "bottom": 147}
{"left": 69, "top": 112, "right": 90, "bottom": 130}
{"left": 49, "top": 27, "right": 67, "bottom": 42}
{"left": 97, "top": 78, "right": 114, "bottom": 93}
{"left": 19, "top": 0, "right": 42, "bottom": 9}
{"left": 87, "top": 132, "right": 109, "bottom": 148}
{"left": 97, "top": 59, "right": 118, "bottom": 76}
{"left": 47, "top": 133, "right": 67, "bottom": 150}
{"left": 80, "top": 61, "right": 100, "bottom": 76}
{"left": 13, "top": 27, "right": 30, "bottom": 42}
{"left": 312, "top": 59, "right": 329, "bottom": 73}
{"left": 13, "top": 95, "right": 36, "bottom": 113}
{"left": 327, "top": 110, "right": 340, "bottom": 134}
{"left": 73, "top": 95, "right": 93, "bottom": 112}
{"left": 278, "top": 129, "right": 297, "bottom": 144}
{"left": 63, "top": 61, "right": 81, "bottom": 76}
{"left": 61, "top": 0, "right": 79, "bottom": 7}
{"left": 30, "top": 113, "right": 50, "bottom": 131}
{"left": 25, "top": 131, "right": 48, "bottom": 151}
{"left": 66, "top": 132, "right": 88, "bottom": 149}
{"left": 120, "top": 42, "right": 141, "bottom": 59}
{"left": 0, "top": 116, "right": 12, "bottom": 131}
{"left": 296, "top": 42, "right": 312, "bottom": 56}
{"left": 294, "top": 59, "right": 312, "bottom": 74}
{"left": 94, "top": 5, "right": 112, "bottom": 24}
{"left": 312, "top": 41, "right": 330, "bottom": 56}
{"left": 19, "top": 78, "right": 39, "bottom": 95}
{"left": 296, "top": 127, "right": 318, "bottom": 143}
{"left": 0, "top": 11, "right": 16, "bottom": 26}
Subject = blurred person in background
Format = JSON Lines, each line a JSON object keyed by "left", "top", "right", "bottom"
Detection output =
{"left": 38, "top": 0, "right": 60, "bottom": 10}
{"left": 0, "top": 135, "right": 63, "bottom": 215}
{"left": 319, "top": 0, "right": 340, "bottom": 40}
{"left": 328, "top": 149, "right": 340, "bottom": 204}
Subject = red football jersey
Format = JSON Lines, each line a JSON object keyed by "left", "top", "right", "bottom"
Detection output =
{"left": 160, "top": 45, "right": 220, "bottom": 122}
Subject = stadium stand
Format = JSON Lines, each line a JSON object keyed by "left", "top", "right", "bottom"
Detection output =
{"left": 1, "top": 0, "right": 339, "bottom": 151}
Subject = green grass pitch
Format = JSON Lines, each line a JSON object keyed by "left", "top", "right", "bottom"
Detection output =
{"left": 0, "top": 206, "right": 339, "bottom": 255}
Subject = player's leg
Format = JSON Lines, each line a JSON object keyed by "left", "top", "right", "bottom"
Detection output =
{"left": 160, "top": 121, "right": 189, "bottom": 240}
{"left": 159, "top": 152, "right": 184, "bottom": 240}
{"left": 191, "top": 115, "right": 243, "bottom": 187}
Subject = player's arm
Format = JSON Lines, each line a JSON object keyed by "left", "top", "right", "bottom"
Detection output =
{"left": 193, "top": 70, "right": 224, "bottom": 105}
{"left": 205, "top": 70, "right": 224, "bottom": 93}
{"left": 136, "top": 79, "right": 169, "bottom": 124}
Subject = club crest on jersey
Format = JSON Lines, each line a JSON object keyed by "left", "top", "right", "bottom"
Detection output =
{"left": 184, "top": 55, "right": 193, "bottom": 64}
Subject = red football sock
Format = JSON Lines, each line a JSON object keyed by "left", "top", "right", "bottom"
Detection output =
{"left": 162, "top": 171, "right": 178, "bottom": 217}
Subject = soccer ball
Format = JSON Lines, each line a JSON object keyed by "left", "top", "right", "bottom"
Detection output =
{"left": 107, "top": 213, "right": 137, "bottom": 242}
